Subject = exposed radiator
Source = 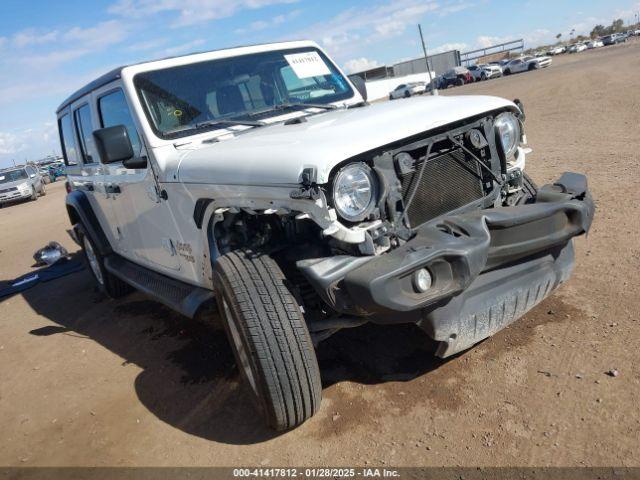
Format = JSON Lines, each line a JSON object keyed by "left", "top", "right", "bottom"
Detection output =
{"left": 399, "top": 148, "right": 484, "bottom": 227}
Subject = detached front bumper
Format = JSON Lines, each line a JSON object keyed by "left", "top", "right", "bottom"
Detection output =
{"left": 299, "top": 172, "right": 594, "bottom": 357}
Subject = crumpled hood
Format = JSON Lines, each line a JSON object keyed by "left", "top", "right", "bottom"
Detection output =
{"left": 177, "top": 94, "right": 516, "bottom": 185}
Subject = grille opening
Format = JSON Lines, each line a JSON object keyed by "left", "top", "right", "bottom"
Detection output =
{"left": 399, "top": 147, "right": 485, "bottom": 228}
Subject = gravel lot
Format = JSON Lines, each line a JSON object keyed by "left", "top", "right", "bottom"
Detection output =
{"left": 1, "top": 40, "right": 639, "bottom": 467}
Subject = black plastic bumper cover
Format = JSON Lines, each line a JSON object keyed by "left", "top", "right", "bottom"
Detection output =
{"left": 343, "top": 172, "right": 593, "bottom": 313}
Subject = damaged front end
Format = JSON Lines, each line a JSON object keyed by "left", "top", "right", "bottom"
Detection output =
{"left": 299, "top": 171, "right": 593, "bottom": 356}
{"left": 205, "top": 104, "right": 593, "bottom": 357}
{"left": 290, "top": 108, "right": 594, "bottom": 356}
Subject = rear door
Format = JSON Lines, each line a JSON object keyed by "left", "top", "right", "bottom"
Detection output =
{"left": 58, "top": 103, "right": 120, "bottom": 249}
{"left": 74, "top": 101, "right": 124, "bottom": 248}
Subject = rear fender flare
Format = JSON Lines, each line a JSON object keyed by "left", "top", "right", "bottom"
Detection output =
{"left": 65, "top": 190, "right": 112, "bottom": 257}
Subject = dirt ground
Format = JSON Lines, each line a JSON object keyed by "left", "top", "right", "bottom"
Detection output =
{"left": 1, "top": 40, "right": 639, "bottom": 468}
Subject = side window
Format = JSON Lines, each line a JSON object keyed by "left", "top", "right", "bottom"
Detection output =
{"left": 74, "top": 104, "right": 99, "bottom": 164}
{"left": 58, "top": 114, "right": 80, "bottom": 166}
{"left": 98, "top": 89, "right": 142, "bottom": 157}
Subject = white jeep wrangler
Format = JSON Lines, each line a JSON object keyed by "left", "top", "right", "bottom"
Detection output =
{"left": 58, "top": 40, "right": 594, "bottom": 430}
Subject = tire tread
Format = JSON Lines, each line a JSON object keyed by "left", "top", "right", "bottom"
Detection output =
{"left": 215, "top": 249, "right": 321, "bottom": 430}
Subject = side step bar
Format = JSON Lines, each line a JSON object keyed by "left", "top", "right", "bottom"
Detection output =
{"left": 104, "top": 255, "right": 214, "bottom": 319}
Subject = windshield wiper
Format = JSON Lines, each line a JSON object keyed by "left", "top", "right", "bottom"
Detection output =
{"left": 276, "top": 102, "right": 338, "bottom": 110}
{"left": 245, "top": 102, "right": 338, "bottom": 118}
{"left": 194, "top": 118, "right": 266, "bottom": 129}
{"left": 166, "top": 118, "right": 266, "bottom": 135}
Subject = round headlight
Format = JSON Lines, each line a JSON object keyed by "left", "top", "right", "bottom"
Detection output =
{"left": 494, "top": 112, "right": 520, "bottom": 158}
{"left": 332, "top": 163, "right": 375, "bottom": 222}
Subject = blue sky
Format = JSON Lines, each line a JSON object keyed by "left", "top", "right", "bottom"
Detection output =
{"left": 1, "top": 0, "right": 638, "bottom": 168}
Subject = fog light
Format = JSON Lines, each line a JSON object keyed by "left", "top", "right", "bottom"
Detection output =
{"left": 413, "top": 268, "right": 432, "bottom": 293}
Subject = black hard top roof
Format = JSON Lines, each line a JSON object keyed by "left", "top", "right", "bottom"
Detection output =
{"left": 56, "top": 67, "right": 123, "bottom": 114}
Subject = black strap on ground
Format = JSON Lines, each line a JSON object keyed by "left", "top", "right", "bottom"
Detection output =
{"left": 0, "top": 258, "right": 85, "bottom": 300}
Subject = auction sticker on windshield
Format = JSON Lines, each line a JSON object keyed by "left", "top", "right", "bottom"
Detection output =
{"left": 284, "top": 51, "right": 331, "bottom": 79}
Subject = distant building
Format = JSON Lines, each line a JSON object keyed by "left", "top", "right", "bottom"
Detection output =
{"left": 349, "top": 49, "right": 461, "bottom": 82}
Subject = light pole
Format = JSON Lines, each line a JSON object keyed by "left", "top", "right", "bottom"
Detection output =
{"left": 418, "top": 24, "right": 436, "bottom": 96}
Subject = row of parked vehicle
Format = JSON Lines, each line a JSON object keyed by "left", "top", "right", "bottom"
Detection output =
{"left": 546, "top": 30, "right": 639, "bottom": 56}
{"left": 37, "top": 161, "right": 66, "bottom": 184}
{"left": 389, "top": 54, "right": 552, "bottom": 99}
{"left": 390, "top": 29, "right": 640, "bottom": 99}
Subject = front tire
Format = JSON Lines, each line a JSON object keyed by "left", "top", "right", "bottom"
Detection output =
{"left": 214, "top": 249, "right": 322, "bottom": 431}
{"left": 40, "top": 183, "right": 46, "bottom": 196}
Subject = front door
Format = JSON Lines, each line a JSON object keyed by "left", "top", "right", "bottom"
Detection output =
{"left": 96, "top": 88, "right": 182, "bottom": 273}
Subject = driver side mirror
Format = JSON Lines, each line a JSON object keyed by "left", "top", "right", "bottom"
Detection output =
{"left": 93, "top": 125, "right": 147, "bottom": 169}
{"left": 349, "top": 75, "right": 368, "bottom": 102}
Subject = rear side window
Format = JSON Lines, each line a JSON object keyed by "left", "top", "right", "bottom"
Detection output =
{"left": 58, "top": 114, "right": 80, "bottom": 166}
{"left": 98, "top": 89, "right": 142, "bottom": 157}
{"left": 73, "top": 104, "right": 99, "bottom": 164}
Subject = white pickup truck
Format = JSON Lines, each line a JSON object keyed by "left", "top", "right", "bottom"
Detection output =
{"left": 58, "top": 40, "right": 593, "bottom": 430}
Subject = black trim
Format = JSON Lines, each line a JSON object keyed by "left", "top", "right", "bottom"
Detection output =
{"left": 298, "top": 172, "right": 593, "bottom": 316}
{"left": 56, "top": 68, "right": 123, "bottom": 114}
{"left": 193, "top": 198, "right": 214, "bottom": 229}
{"left": 65, "top": 190, "right": 112, "bottom": 257}
{"left": 103, "top": 254, "right": 214, "bottom": 319}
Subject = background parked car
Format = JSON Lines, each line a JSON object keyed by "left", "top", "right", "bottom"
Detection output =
{"left": 0, "top": 165, "right": 46, "bottom": 206}
{"left": 568, "top": 43, "right": 588, "bottom": 53}
{"left": 38, "top": 168, "right": 52, "bottom": 184}
{"left": 603, "top": 33, "right": 626, "bottom": 45}
{"left": 587, "top": 39, "right": 604, "bottom": 49}
{"left": 503, "top": 55, "right": 552, "bottom": 74}
{"left": 47, "top": 163, "right": 66, "bottom": 182}
{"left": 441, "top": 66, "right": 473, "bottom": 87}
{"left": 388, "top": 82, "right": 427, "bottom": 99}
{"left": 468, "top": 63, "right": 502, "bottom": 81}
{"left": 490, "top": 59, "right": 512, "bottom": 71}
{"left": 547, "top": 45, "right": 566, "bottom": 55}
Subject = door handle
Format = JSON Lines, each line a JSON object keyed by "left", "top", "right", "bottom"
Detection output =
{"left": 80, "top": 181, "right": 94, "bottom": 192}
{"left": 105, "top": 183, "right": 121, "bottom": 194}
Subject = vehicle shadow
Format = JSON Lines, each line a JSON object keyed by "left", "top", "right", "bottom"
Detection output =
{"left": 7, "top": 255, "right": 446, "bottom": 444}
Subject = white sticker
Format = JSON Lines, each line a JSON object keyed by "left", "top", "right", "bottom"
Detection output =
{"left": 284, "top": 51, "right": 331, "bottom": 79}
{"left": 0, "top": 176, "right": 5, "bottom": 181}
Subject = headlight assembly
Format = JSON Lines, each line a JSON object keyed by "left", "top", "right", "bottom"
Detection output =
{"left": 332, "top": 163, "right": 376, "bottom": 222}
{"left": 494, "top": 112, "right": 521, "bottom": 159}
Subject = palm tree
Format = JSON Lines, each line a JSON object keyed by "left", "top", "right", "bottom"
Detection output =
{"left": 556, "top": 33, "right": 562, "bottom": 44}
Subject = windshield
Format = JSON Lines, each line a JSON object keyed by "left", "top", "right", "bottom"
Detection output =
{"left": 134, "top": 47, "right": 354, "bottom": 139}
{"left": 0, "top": 169, "right": 28, "bottom": 184}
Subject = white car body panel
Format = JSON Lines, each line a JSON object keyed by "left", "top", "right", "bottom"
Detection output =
{"left": 175, "top": 94, "right": 516, "bottom": 186}
{"left": 59, "top": 40, "right": 527, "bottom": 288}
